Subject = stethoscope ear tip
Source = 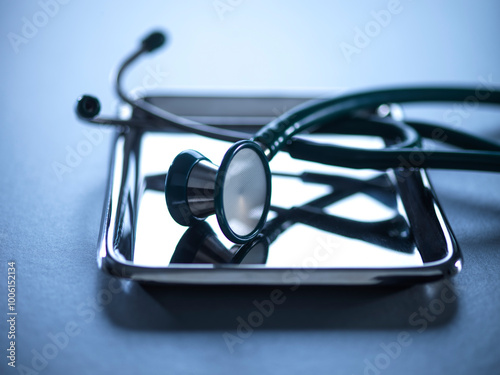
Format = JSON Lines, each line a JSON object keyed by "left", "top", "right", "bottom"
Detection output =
{"left": 76, "top": 95, "right": 101, "bottom": 119}
{"left": 141, "top": 30, "right": 167, "bottom": 53}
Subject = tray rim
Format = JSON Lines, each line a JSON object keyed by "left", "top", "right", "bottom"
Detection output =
{"left": 95, "top": 96, "right": 463, "bottom": 286}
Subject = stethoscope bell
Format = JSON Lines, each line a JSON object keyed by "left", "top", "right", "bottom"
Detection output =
{"left": 165, "top": 149, "right": 217, "bottom": 226}
{"left": 165, "top": 140, "right": 272, "bottom": 243}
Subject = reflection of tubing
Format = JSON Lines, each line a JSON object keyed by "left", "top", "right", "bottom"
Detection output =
{"left": 288, "top": 205, "right": 414, "bottom": 254}
{"left": 273, "top": 172, "right": 396, "bottom": 209}
{"left": 171, "top": 182, "right": 414, "bottom": 264}
{"left": 242, "top": 190, "right": 413, "bottom": 263}
{"left": 393, "top": 169, "right": 452, "bottom": 262}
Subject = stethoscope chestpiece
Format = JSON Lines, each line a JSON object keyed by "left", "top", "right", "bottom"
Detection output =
{"left": 165, "top": 140, "right": 271, "bottom": 244}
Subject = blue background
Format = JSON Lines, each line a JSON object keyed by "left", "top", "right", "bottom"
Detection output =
{"left": 1, "top": 1, "right": 500, "bottom": 374}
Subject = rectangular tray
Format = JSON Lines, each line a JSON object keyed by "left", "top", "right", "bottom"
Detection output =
{"left": 95, "top": 96, "right": 462, "bottom": 286}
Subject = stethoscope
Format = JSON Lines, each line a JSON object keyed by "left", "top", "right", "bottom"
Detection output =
{"left": 75, "top": 31, "right": 500, "bottom": 244}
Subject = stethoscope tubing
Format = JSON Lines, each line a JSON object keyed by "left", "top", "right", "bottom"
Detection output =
{"left": 78, "top": 31, "right": 500, "bottom": 173}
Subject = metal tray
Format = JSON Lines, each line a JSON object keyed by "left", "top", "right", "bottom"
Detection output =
{"left": 95, "top": 96, "right": 462, "bottom": 286}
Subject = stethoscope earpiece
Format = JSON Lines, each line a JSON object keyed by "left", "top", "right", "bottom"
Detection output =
{"left": 76, "top": 95, "right": 101, "bottom": 119}
{"left": 165, "top": 140, "right": 272, "bottom": 244}
{"left": 141, "top": 31, "right": 167, "bottom": 52}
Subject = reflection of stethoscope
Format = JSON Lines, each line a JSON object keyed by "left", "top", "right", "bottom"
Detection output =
{"left": 169, "top": 172, "right": 413, "bottom": 265}
{"left": 76, "top": 31, "right": 500, "bottom": 245}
